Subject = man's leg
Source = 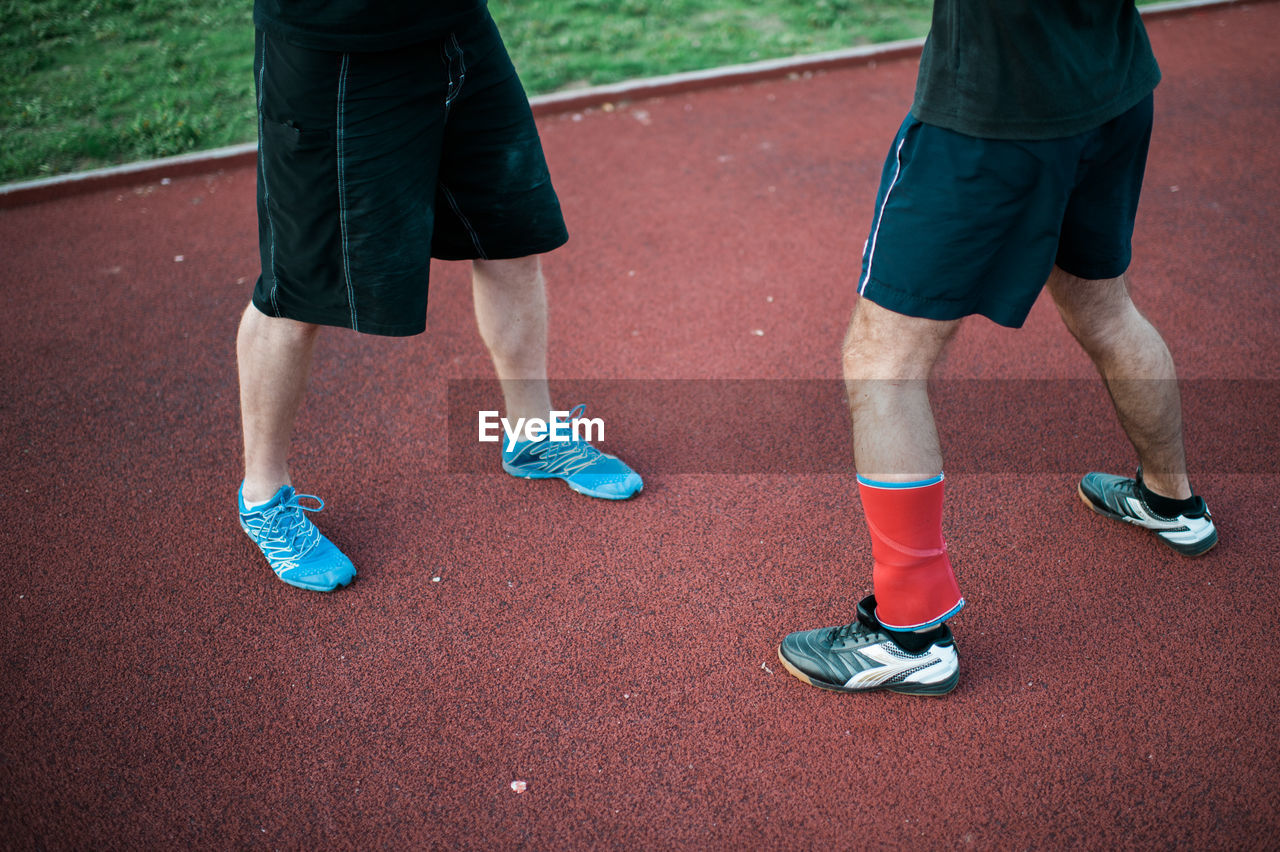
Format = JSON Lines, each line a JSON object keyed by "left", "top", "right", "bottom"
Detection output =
{"left": 471, "top": 256, "right": 553, "bottom": 427}
{"left": 473, "top": 255, "right": 642, "bottom": 499}
{"left": 237, "top": 303, "right": 319, "bottom": 502}
{"left": 842, "top": 298, "right": 959, "bottom": 482}
{"left": 843, "top": 297, "right": 965, "bottom": 631}
{"left": 1046, "top": 267, "right": 1188, "bottom": 497}
{"left": 775, "top": 297, "right": 964, "bottom": 696}
{"left": 1048, "top": 266, "right": 1216, "bottom": 555}
{"left": 236, "top": 302, "right": 355, "bottom": 590}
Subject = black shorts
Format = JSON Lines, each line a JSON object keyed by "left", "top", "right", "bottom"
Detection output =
{"left": 252, "top": 11, "right": 569, "bottom": 336}
{"left": 858, "top": 94, "right": 1154, "bottom": 328}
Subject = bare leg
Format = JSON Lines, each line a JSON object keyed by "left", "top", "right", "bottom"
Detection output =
{"left": 842, "top": 297, "right": 963, "bottom": 633}
{"left": 472, "top": 256, "right": 554, "bottom": 427}
{"left": 842, "top": 298, "right": 962, "bottom": 481}
{"left": 237, "top": 303, "right": 320, "bottom": 503}
{"left": 1047, "top": 267, "right": 1191, "bottom": 499}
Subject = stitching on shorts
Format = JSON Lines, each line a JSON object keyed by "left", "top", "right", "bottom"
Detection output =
{"left": 439, "top": 182, "right": 488, "bottom": 259}
{"left": 257, "top": 42, "right": 281, "bottom": 315}
{"left": 439, "top": 33, "right": 485, "bottom": 258}
{"left": 336, "top": 52, "right": 359, "bottom": 332}
{"left": 444, "top": 33, "right": 466, "bottom": 119}
{"left": 859, "top": 132, "right": 908, "bottom": 297}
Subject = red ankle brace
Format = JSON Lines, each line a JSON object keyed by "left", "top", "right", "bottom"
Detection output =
{"left": 858, "top": 475, "right": 964, "bottom": 630}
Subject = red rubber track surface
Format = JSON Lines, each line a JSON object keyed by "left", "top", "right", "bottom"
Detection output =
{"left": 2, "top": 4, "right": 1278, "bottom": 848}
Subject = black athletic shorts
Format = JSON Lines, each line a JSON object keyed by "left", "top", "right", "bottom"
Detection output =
{"left": 252, "top": 10, "right": 569, "bottom": 336}
{"left": 858, "top": 94, "right": 1154, "bottom": 328}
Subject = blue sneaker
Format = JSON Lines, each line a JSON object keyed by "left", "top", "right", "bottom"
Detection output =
{"left": 238, "top": 484, "right": 356, "bottom": 591}
{"left": 501, "top": 405, "right": 642, "bottom": 500}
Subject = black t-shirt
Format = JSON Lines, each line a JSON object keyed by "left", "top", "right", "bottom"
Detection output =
{"left": 254, "top": 0, "right": 488, "bottom": 51}
{"left": 912, "top": 1, "right": 1161, "bottom": 139}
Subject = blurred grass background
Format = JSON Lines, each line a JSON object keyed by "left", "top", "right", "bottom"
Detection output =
{"left": 1, "top": 0, "right": 940, "bottom": 182}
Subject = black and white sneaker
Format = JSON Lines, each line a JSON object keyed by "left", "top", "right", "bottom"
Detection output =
{"left": 777, "top": 595, "right": 959, "bottom": 696}
{"left": 1078, "top": 469, "right": 1217, "bottom": 556}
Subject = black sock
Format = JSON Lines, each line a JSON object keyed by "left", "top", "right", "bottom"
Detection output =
{"left": 1140, "top": 481, "right": 1201, "bottom": 518}
{"left": 888, "top": 624, "right": 947, "bottom": 654}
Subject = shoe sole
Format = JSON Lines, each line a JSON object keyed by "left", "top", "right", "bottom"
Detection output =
{"left": 776, "top": 645, "right": 958, "bottom": 696}
{"left": 279, "top": 573, "right": 356, "bottom": 592}
{"left": 1077, "top": 484, "right": 1218, "bottom": 557}
{"left": 503, "top": 464, "right": 643, "bottom": 501}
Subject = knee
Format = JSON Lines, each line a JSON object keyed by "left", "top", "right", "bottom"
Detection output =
{"left": 1065, "top": 300, "right": 1151, "bottom": 361}
{"left": 473, "top": 255, "right": 543, "bottom": 290}
{"left": 840, "top": 300, "right": 881, "bottom": 379}
{"left": 840, "top": 305, "right": 939, "bottom": 383}
{"left": 240, "top": 303, "right": 318, "bottom": 340}
{"left": 840, "top": 331, "right": 876, "bottom": 382}
{"left": 1048, "top": 269, "right": 1147, "bottom": 356}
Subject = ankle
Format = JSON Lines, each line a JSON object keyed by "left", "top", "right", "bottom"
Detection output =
{"left": 888, "top": 623, "right": 948, "bottom": 653}
{"left": 241, "top": 478, "right": 288, "bottom": 506}
{"left": 1137, "top": 467, "right": 1191, "bottom": 502}
{"left": 1140, "top": 480, "right": 1200, "bottom": 518}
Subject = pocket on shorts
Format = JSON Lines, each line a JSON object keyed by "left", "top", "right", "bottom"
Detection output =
{"left": 257, "top": 115, "right": 340, "bottom": 290}
{"left": 260, "top": 117, "right": 334, "bottom": 154}
{"left": 261, "top": 118, "right": 301, "bottom": 153}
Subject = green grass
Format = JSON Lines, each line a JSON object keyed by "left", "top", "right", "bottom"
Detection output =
{"left": 1, "top": 0, "right": 936, "bottom": 183}
{"left": 496, "top": 0, "right": 933, "bottom": 94}
{"left": 1, "top": 0, "right": 256, "bottom": 181}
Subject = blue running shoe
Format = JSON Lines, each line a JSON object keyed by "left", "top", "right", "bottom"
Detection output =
{"left": 502, "top": 404, "right": 643, "bottom": 500}
{"left": 238, "top": 484, "right": 356, "bottom": 591}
